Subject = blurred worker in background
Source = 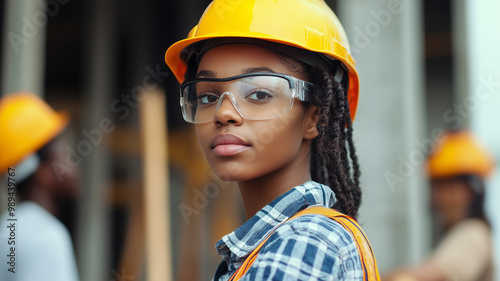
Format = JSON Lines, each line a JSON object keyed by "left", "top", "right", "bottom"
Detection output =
{"left": 0, "top": 93, "right": 80, "bottom": 281}
{"left": 385, "top": 130, "right": 495, "bottom": 281}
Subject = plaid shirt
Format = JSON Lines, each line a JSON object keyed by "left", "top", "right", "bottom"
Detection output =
{"left": 213, "top": 181, "right": 364, "bottom": 281}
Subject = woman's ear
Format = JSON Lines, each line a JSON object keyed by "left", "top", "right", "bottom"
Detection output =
{"left": 303, "top": 106, "right": 319, "bottom": 140}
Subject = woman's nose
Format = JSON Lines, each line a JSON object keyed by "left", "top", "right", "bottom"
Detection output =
{"left": 213, "top": 93, "right": 243, "bottom": 126}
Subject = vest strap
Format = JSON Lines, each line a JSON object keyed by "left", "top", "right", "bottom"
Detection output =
{"left": 229, "top": 206, "right": 381, "bottom": 281}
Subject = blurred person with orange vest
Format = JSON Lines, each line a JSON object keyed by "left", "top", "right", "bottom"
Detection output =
{"left": 165, "top": 0, "right": 380, "bottom": 280}
{"left": 0, "top": 93, "right": 80, "bottom": 281}
{"left": 385, "top": 130, "right": 495, "bottom": 281}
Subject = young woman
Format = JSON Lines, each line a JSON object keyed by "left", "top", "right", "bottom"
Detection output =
{"left": 385, "top": 131, "right": 495, "bottom": 281}
{"left": 165, "top": 0, "right": 380, "bottom": 280}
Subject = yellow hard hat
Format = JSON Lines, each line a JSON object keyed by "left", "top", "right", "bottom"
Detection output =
{"left": 165, "top": 0, "right": 359, "bottom": 120}
{"left": 0, "top": 93, "right": 69, "bottom": 173}
{"left": 427, "top": 131, "right": 495, "bottom": 178}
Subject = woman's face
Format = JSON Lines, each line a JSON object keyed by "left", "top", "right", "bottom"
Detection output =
{"left": 431, "top": 178, "right": 473, "bottom": 227}
{"left": 194, "top": 44, "right": 318, "bottom": 182}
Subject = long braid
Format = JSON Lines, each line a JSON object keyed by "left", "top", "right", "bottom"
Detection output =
{"left": 311, "top": 68, "right": 362, "bottom": 219}
{"left": 344, "top": 93, "right": 362, "bottom": 210}
{"left": 346, "top": 114, "right": 361, "bottom": 189}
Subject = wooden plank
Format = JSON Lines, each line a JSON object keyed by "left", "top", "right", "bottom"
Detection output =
{"left": 139, "top": 89, "right": 172, "bottom": 281}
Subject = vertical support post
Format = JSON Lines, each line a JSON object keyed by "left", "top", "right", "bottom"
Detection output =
{"left": 337, "top": 0, "right": 428, "bottom": 270}
{"left": 400, "top": 0, "right": 428, "bottom": 265}
{"left": 0, "top": 0, "right": 47, "bottom": 225}
{"left": 452, "top": 0, "right": 469, "bottom": 117}
{"left": 1, "top": 0, "right": 46, "bottom": 96}
{"left": 76, "top": 0, "right": 115, "bottom": 280}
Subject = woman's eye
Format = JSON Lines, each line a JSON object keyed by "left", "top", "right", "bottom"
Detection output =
{"left": 197, "top": 93, "right": 218, "bottom": 104}
{"left": 246, "top": 90, "right": 273, "bottom": 101}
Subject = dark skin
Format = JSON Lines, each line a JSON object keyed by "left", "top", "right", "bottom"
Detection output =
{"left": 194, "top": 44, "right": 320, "bottom": 219}
{"left": 431, "top": 178, "right": 474, "bottom": 230}
{"left": 20, "top": 137, "right": 80, "bottom": 217}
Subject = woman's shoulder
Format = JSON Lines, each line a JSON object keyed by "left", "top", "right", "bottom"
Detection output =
{"left": 456, "top": 218, "right": 490, "bottom": 228}
{"left": 267, "top": 211, "right": 359, "bottom": 252}
{"left": 432, "top": 218, "right": 493, "bottom": 264}
{"left": 430, "top": 219, "right": 493, "bottom": 281}
{"left": 244, "top": 211, "right": 364, "bottom": 280}
{"left": 448, "top": 219, "right": 491, "bottom": 239}
{"left": 443, "top": 218, "right": 493, "bottom": 249}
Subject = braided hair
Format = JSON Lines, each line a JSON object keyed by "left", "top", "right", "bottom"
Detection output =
{"left": 308, "top": 66, "right": 362, "bottom": 219}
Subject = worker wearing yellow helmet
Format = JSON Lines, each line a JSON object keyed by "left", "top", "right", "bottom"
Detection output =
{"left": 385, "top": 130, "right": 495, "bottom": 281}
{"left": 165, "top": 0, "right": 380, "bottom": 280}
{"left": 0, "top": 93, "right": 80, "bottom": 281}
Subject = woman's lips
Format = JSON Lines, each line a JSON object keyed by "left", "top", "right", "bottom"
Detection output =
{"left": 210, "top": 134, "right": 251, "bottom": 156}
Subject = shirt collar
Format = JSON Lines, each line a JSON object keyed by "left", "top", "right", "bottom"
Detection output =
{"left": 215, "top": 181, "right": 336, "bottom": 270}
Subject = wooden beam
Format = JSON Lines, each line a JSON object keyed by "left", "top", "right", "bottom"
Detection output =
{"left": 139, "top": 88, "right": 172, "bottom": 281}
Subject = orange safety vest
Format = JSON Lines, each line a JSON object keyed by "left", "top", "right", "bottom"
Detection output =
{"left": 229, "top": 206, "right": 381, "bottom": 281}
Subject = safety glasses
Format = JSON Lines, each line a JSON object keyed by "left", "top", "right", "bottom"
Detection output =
{"left": 180, "top": 73, "right": 314, "bottom": 124}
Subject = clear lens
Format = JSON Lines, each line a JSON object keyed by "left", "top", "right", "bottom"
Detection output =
{"left": 180, "top": 73, "right": 311, "bottom": 123}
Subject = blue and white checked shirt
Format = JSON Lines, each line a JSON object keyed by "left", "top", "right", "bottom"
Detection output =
{"left": 213, "top": 181, "right": 364, "bottom": 281}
